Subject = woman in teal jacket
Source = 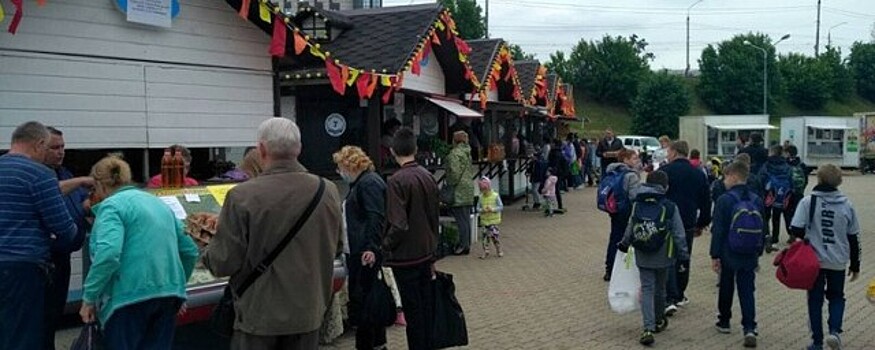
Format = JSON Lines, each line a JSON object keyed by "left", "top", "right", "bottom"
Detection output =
{"left": 79, "top": 156, "right": 199, "bottom": 349}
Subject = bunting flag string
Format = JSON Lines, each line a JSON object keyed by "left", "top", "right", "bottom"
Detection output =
{"left": 8, "top": 0, "right": 23, "bottom": 34}
{"left": 239, "top": 0, "right": 251, "bottom": 19}
{"left": 326, "top": 60, "right": 345, "bottom": 95}
{"left": 258, "top": 2, "right": 272, "bottom": 23}
{"left": 293, "top": 30, "right": 307, "bottom": 55}
{"left": 346, "top": 68, "right": 360, "bottom": 87}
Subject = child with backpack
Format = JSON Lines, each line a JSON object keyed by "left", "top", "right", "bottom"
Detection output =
{"left": 617, "top": 171, "right": 688, "bottom": 346}
{"left": 476, "top": 177, "right": 504, "bottom": 259}
{"left": 710, "top": 160, "right": 765, "bottom": 348}
{"left": 783, "top": 144, "right": 809, "bottom": 243}
{"left": 541, "top": 167, "right": 559, "bottom": 217}
{"left": 759, "top": 145, "right": 793, "bottom": 253}
{"left": 599, "top": 149, "right": 642, "bottom": 281}
{"left": 789, "top": 164, "right": 861, "bottom": 350}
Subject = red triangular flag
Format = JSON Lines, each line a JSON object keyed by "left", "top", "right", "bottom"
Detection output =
{"left": 269, "top": 15, "right": 286, "bottom": 57}
{"left": 293, "top": 31, "right": 307, "bottom": 55}
{"left": 239, "top": 0, "right": 251, "bottom": 19}
{"left": 36, "top": 0, "right": 45, "bottom": 7}
{"left": 8, "top": 0, "right": 23, "bottom": 35}
{"left": 366, "top": 74, "right": 379, "bottom": 98}
{"left": 357, "top": 72, "right": 372, "bottom": 98}
{"left": 411, "top": 52, "right": 422, "bottom": 75}
{"left": 341, "top": 65, "right": 350, "bottom": 90}
{"left": 326, "top": 60, "right": 346, "bottom": 95}
{"left": 382, "top": 78, "right": 396, "bottom": 104}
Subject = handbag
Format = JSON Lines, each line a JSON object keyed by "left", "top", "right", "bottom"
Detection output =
{"left": 773, "top": 195, "right": 821, "bottom": 290}
{"left": 360, "top": 269, "right": 397, "bottom": 328}
{"left": 70, "top": 323, "right": 103, "bottom": 350}
{"left": 211, "top": 178, "right": 326, "bottom": 337}
{"left": 432, "top": 271, "right": 468, "bottom": 349}
{"left": 439, "top": 182, "right": 456, "bottom": 206}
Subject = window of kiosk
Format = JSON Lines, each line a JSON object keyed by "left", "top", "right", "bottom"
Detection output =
{"left": 708, "top": 127, "right": 740, "bottom": 156}
{"left": 808, "top": 127, "right": 844, "bottom": 157}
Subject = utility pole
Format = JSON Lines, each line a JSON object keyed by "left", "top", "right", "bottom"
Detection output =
{"left": 815, "top": 0, "right": 822, "bottom": 56}
{"left": 686, "top": 0, "right": 704, "bottom": 77}
{"left": 484, "top": 0, "right": 489, "bottom": 39}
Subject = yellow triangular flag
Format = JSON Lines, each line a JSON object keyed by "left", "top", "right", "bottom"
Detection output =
{"left": 309, "top": 46, "right": 326, "bottom": 59}
{"left": 346, "top": 69, "right": 360, "bottom": 87}
{"left": 259, "top": 3, "right": 271, "bottom": 23}
{"left": 0, "top": 3, "right": 5, "bottom": 24}
{"left": 380, "top": 75, "right": 392, "bottom": 87}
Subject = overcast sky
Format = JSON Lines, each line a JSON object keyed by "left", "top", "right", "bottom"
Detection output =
{"left": 383, "top": 0, "right": 875, "bottom": 70}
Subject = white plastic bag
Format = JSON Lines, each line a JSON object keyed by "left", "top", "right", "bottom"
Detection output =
{"left": 607, "top": 250, "right": 641, "bottom": 314}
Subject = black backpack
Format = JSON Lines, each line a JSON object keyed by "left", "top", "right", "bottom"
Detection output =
{"left": 629, "top": 197, "right": 674, "bottom": 254}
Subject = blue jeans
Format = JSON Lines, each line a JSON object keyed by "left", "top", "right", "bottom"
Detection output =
{"left": 807, "top": 269, "right": 846, "bottom": 346}
{"left": 605, "top": 211, "right": 630, "bottom": 271}
{"left": 0, "top": 261, "right": 48, "bottom": 350}
{"left": 103, "top": 296, "right": 183, "bottom": 350}
{"left": 717, "top": 263, "right": 757, "bottom": 333}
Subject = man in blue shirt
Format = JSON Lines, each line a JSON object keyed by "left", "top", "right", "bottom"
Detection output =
{"left": 43, "top": 126, "right": 92, "bottom": 350}
{"left": 0, "top": 121, "right": 78, "bottom": 350}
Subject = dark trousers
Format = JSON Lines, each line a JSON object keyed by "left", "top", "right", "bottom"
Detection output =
{"left": 764, "top": 206, "right": 785, "bottom": 244}
{"left": 583, "top": 161, "right": 594, "bottom": 186}
{"left": 667, "top": 229, "right": 695, "bottom": 304}
{"left": 783, "top": 195, "right": 801, "bottom": 240}
{"left": 807, "top": 269, "right": 846, "bottom": 346}
{"left": 0, "top": 262, "right": 47, "bottom": 350}
{"left": 555, "top": 180, "right": 564, "bottom": 210}
{"left": 231, "top": 330, "right": 319, "bottom": 350}
{"left": 451, "top": 206, "right": 472, "bottom": 250}
{"left": 605, "top": 211, "right": 630, "bottom": 271}
{"left": 393, "top": 262, "right": 435, "bottom": 350}
{"left": 346, "top": 254, "right": 388, "bottom": 350}
{"left": 44, "top": 253, "right": 72, "bottom": 350}
{"left": 103, "top": 296, "right": 182, "bottom": 350}
{"left": 717, "top": 264, "right": 757, "bottom": 333}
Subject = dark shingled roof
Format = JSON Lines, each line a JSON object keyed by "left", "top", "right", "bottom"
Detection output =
{"left": 466, "top": 39, "right": 502, "bottom": 84}
{"left": 515, "top": 60, "right": 540, "bottom": 100}
{"left": 546, "top": 74, "right": 559, "bottom": 101}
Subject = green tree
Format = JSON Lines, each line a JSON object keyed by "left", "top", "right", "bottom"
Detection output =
{"left": 777, "top": 53, "right": 833, "bottom": 110}
{"left": 630, "top": 71, "right": 690, "bottom": 138}
{"left": 849, "top": 41, "right": 875, "bottom": 102}
{"left": 698, "top": 33, "right": 782, "bottom": 114}
{"left": 566, "top": 34, "right": 653, "bottom": 106}
{"left": 820, "top": 46, "right": 855, "bottom": 101}
{"left": 545, "top": 50, "right": 572, "bottom": 83}
{"left": 508, "top": 44, "right": 535, "bottom": 61}
{"left": 439, "top": 0, "right": 485, "bottom": 40}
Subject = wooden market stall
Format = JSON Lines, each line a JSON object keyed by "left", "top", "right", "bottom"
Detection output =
{"left": 226, "top": 1, "right": 482, "bottom": 177}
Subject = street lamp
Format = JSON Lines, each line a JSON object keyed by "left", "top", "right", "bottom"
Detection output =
{"left": 744, "top": 34, "right": 790, "bottom": 115}
{"left": 685, "top": 0, "right": 704, "bottom": 77}
{"left": 827, "top": 22, "right": 848, "bottom": 48}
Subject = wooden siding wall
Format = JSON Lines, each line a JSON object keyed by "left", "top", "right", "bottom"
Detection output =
{"left": 402, "top": 50, "right": 446, "bottom": 96}
{"left": 0, "top": 0, "right": 273, "bottom": 149}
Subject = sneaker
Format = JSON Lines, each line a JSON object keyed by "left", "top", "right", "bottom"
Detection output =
{"left": 665, "top": 304, "right": 678, "bottom": 317}
{"left": 603, "top": 270, "right": 611, "bottom": 281}
{"left": 806, "top": 345, "right": 824, "bottom": 350}
{"left": 715, "top": 322, "right": 731, "bottom": 334}
{"left": 497, "top": 251, "right": 504, "bottom": 258}
{"left": 826, "top": 333, "right": 842, "bottom": 350}
{"left": 743, "top": 332, "right": 757, "bottom": 348}
{"left": 675, "top": 297, "right": 691, "bottom": 307}
{"left": 766, "top": 243, "right": 779, "bottom": 253}
{"left": 639, "top": 331, "right": 655, "bottom": 346}
{"left": 655, "top": 318, "right": 668, "bottom": 333}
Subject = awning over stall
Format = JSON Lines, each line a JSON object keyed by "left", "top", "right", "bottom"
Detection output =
{"left": 706, "top": 124, "right": 778, "bottom": 130}
{"left": 807, "top": 124, "right": 854, "bottom": 130}
{"left": 425, "top": 97, "right": 483, "bottom": 118}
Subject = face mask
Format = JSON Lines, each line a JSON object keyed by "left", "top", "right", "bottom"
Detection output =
{"left": 340, "top": 172, "right": 354, "bottom": 183}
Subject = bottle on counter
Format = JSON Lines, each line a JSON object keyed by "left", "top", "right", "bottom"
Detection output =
{"left": 161, "top": 148, "right": 172, "bottom": 189}
{"left": 171, "top": 150, "right": 185, "bottom": 188}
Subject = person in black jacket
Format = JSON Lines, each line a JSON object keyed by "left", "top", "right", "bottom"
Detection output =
{"left": 758, "top": 145, "right": 793, "bottom": 253}
{"left": 739, "top": 132, "right": 768, "bottom": 178}
{"left": 596, "top": 128, "right": 625, "bottom": 177}
{"left": 548, "top": 139, "right": 569, "bottom": 211}
{"left": 333, "top": 146, "right": 388, "bottom": 350}
{"left": 660, "top": 140, "right": 712, "bottom": 312}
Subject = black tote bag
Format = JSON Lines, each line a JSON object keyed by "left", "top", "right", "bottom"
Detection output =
{"left": 432, "top": 271, "right": 468, "bottom": 349}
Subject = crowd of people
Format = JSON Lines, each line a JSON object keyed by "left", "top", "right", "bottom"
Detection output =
{"left": 595, "top": 129, "right": 862, "bottom": 350}
{"left": 0, "top": 119, "right": 865, "bottom": 350}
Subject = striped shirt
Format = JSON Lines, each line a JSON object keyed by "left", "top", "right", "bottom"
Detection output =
{"left": 0, "top": 154, "right": 77, "bottom": 264}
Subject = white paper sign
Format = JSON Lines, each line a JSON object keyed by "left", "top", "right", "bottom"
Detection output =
{"left": 184, "top": 193, "right": 201, "bottom": 203}
{"left": 160, "top": 196, "right": 188, "bottom": 220}
{"left": 127, "top": 0, "right": 172, "bottom": 28}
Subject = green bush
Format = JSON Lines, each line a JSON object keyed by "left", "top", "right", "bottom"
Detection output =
{"left": 630, "top": 71, "right": 690, "bottom": 138}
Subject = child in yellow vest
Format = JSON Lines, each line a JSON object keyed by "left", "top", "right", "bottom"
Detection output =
{"left": 477, "top": 177, "right": 504, "bottom": 259}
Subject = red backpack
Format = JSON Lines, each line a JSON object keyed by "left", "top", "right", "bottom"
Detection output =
{"left": 773, "top": 196, "right": 821, "bottom": 290}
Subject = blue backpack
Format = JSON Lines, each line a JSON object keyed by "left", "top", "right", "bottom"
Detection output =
{"left": 629, "top": 198, "right": 674, "bottom": 254}
{"left": 764, "top": 169, "right": 792, "bottom": 209}
{"left": 597, "top": 169, "right": 630, "bottom": 214}
{"left": 727, "top": 191, "right": 765, "bottom": 255}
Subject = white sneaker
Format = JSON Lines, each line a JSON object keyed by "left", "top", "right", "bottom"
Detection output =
{"left": 665, "top": 304, "right": 678, "bottom": 317}
{"left": 826, "top": 333, "right": 842, "bottom": 350}
{"left": 676, "top": 297, "right": 691, "bottom": 307}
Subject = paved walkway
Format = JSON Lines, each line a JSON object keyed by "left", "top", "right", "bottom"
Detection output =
{"left": 324, "top": 176, "right": 875, "bottom": 350}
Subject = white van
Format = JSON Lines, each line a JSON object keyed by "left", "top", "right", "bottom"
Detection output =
{"left": 617, "top": 135, "right": 660, "bottom": 155}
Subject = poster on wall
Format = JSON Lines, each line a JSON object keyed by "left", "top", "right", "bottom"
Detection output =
{"left": 126, "top": 0, "right": 173, "bottom": 28}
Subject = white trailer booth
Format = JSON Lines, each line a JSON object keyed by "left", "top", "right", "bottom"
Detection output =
{"left": 679, "top": 115, "right": 776, "bottom": 159}
{"left": 780, "top": 116, "right": 860, "bottom": 170}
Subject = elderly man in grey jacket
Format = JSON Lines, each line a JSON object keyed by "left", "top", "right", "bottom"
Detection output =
{"left": 204, "top": 118, "right": 343, "bottom": 350}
